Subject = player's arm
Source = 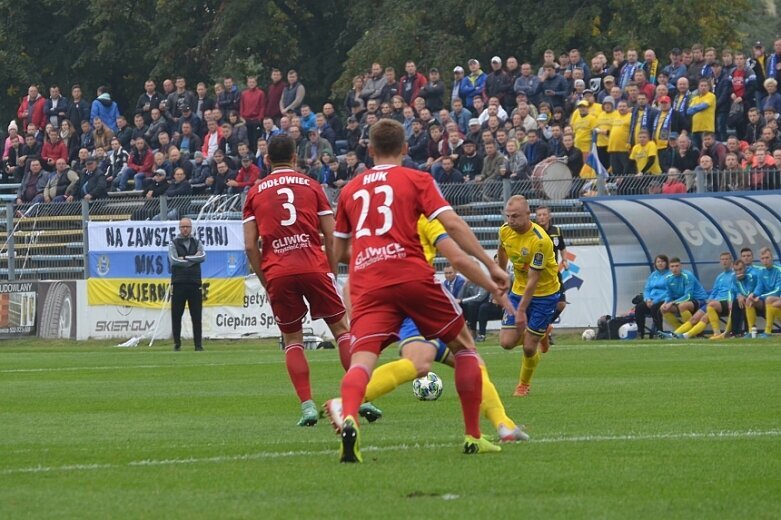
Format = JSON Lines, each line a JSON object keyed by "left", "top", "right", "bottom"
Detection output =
{"left": 437, "top": 209, "right": 509, "bottom": 291}
{"left": 243, "top": 221, "right": 267, "bottom": 287}
{"left": 437, "top": 237, "right": 513, "bottom": 315}
{"left": 497, "top": 241, "right": 509, "bottom": 272}
{"left": 319, "top": 213, "right": 339, "bottom": 276}
{"left": 558, "top": 227, "right": 568, "bottom": 269}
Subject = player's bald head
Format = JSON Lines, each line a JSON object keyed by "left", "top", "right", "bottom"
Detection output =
{"left": 506, "top": 195, "right": 529, "bottom": 213}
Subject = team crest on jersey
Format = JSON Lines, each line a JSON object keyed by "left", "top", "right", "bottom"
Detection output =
{"left": 553, "top": 237, "right": 559, "bottom": 247}
{"left": 521, "top": 247, "right": 529, "bottom": 256}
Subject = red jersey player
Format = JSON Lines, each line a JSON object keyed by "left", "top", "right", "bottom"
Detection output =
{"left": 243, "top": 135, "right": 357, "bottom": 427}
{"left": 332, "top": 119, "right": 513, "bottom": 462}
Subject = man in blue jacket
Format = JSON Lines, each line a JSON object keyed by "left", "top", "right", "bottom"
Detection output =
{"left": 90, "top": 88, "right": 120, "bottom": 133}
{"left": 747, "top": 247, "right": 781, "bottom": 337}
{"left": 659, "top": 257, "right": 708, "bottom": 335}
{"left": 460, "top": 59, "right": 486, "bottom": 111}
{"left": 672, "top": 252, "right": 734, "bottom": 339}
{"left": 730, "top": 259, "right": 760, "bottom": 337}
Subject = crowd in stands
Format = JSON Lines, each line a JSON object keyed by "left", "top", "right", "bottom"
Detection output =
{"left": 5, "top": 39, "right": 781, "bottom": 206}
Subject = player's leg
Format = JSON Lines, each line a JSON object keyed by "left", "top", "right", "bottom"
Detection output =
{"left": 675, "top": 306, "right": 702, "bottom": 336}
{"left": 499, "top": 292, "right": 524, "bottom": 350}
{"left": 365, "top": 318, "right": 435, "bottom": 402}
{"left": 267, "top": 276, "right": 318, "bottom": 426}
{"left": 663, "top": 303, "right": 683, "bottom": 330}
{"left": 678, "top": 300, "right": 695, "bottom": 323}
{"left": 542, "top": 290, "right": 567, "bottom": 351}
{"left": 707, "top": 301, "right": 729, "bottom": 339}
{"left": 308, "top": 272, "right": 351, "bottom": 370}
{"left": 729, "top": 299, "right": 744, "bottom": 337}
{"left": 515, "top": 294, "right": 558, "bottom": 396}
{"left": 404, "top": 279, "right": 499, "bottom": 454}
{"left": 763, "top": 296, "right": 781, "bottom": 335}
{"left": 678, "top": 307, "right": 706, "bottom": 337}
{"left": 746, "top": 300, "right": 760, "bottom": 334}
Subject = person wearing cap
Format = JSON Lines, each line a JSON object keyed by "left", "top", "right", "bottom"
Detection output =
{"left": 460, "top": 59, "right": 486, "bottom": 111}
{"left": 399, "top": 60, "right": 428, "bottom": 105}
{"left": 144, "top": 168, "right": 169, "bottom": 199}
{"left": 570, "top": 99, "right": 598, "bottom": 160}
{"left": 752, "top": 42, "right": 768, "bottom": 104}
{"left": 419, "top": 67, "right": 445, "bottom": 113}
{"left": 514, "top": 62, "right": 542, "bottom": 106}
{"left": 663, "top": 48, "right": 688, "bottom": 85}
{"left": 465, "top": 117, "right": 483, "bottom": 146}
{"left": 653, "top": 95, "right": 686, "bottom": 155}
{"left": 451, "top": 65, "right": 466, "bottom": 105}
{"left": 301, "top": 127, "right": 333, "bottom": 170}
{"left": 486, "top": 56, "right": 512, "bottom": 106}
{"left": 594, "top": 96, "right": 617, "bottom": 167}
{"left": 456, "top": 138, "right": 483, "bottom": 180}
{"left": 597, "top": 75, "right": 615, "bottom": 103}
{"left": 177, "top": 103, "right": 203, "bottom": 138}
{"left": 407, "top": 118, "right": 429, "bottom": 165}
{"left": 77, "top": 156, "right": 107, "bottom": 201}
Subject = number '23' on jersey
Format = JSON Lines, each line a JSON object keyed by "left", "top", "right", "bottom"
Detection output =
{"left": 242, "top": 168, "right": 333, "bottom": 281}
{"left": 334, "top": 164, "right": 452, "bottom": 293}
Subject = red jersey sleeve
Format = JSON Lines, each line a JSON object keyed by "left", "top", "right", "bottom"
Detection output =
{"left": 334, "top": 189, "right": 352, "bottom": 239}
{"left": 314, "top": 184, "right": 334, "bottom": 217}
{"left": 415, "top": 171, "right": 452, "bottom": 220}
{"left": 242, "top": 188, "right": 257, "bottom": 222}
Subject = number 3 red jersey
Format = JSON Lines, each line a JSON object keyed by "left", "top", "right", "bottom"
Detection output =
{"left": 243, "top": 168, "right": 333, "bottom": 281}
{"left": 334, "top": 164, "right": 452, "bottom": 294}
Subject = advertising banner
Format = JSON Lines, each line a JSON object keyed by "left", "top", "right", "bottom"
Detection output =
{"left": 0, "top": 281, "right": 37, "bottom": 338}
{"left": 36, "top": 281, "right": 78, "bottom": 339}
{"left": 87, "top": 220, "right": 247, "bottom": 308}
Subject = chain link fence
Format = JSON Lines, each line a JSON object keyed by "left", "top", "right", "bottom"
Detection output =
{"left": 3, "top": 167, "right": 776, "bottom": 280}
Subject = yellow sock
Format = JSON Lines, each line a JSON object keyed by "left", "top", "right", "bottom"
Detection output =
{"left": 706, "top": 307, "right": 721, "bottom": 334}
{"left": 364, "top": 358, "right": 418, "bottom": 402}
{"left": 479, "top": 365, "right": 516, "bottom": 431}
{"left": 681, "top": 310, "right": 693, "bottom": 322}
{"left": 746, "top": 306, "right": 757, "bottom": 330}
{"left": 766, "top": 307, "right": 776, "bottom": 334}
{"left": 663, "top": 312, "right": 682, "bottom": 329}
{"left": 675, "top": 321, "right": 694, "bottom": 335}
{"left": 686, "top": 321, "right": 707, "bottom": 338}
{"left": 519, "top": 350, "right": 541, "bottom": 385}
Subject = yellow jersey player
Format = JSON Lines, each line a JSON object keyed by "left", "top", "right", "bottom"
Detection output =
{"left": 324, "top": 215, "right": 529, "bottom": 442}
{"left": 498, "top": 195, "right": 562, "bottom": 397}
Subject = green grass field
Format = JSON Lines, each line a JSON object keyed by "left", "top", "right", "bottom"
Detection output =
{"left": 1, "top": 336, "right": 780, "bottom": 519}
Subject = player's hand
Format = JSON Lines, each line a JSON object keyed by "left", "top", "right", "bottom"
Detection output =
{"left": 514, "top": 307, "right": 528, "bottom": 334}
{"left": 646, "top": 300, "right": 653, "bottom": 308}
{"left": 492, "top": 289, "right": 514, "bottom": 316}
{"left": 488, "top": 264, "right": 510, "bottom": 292}
{"left": 737, "top": 296, "right": 745, "bottom": 309}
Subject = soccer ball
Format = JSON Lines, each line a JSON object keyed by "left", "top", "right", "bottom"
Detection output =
{"left": 582, "top": 328, "right": 597, "bottom": 341}
{"left": 412, "top": 372, "right": 444, "bottom": 401}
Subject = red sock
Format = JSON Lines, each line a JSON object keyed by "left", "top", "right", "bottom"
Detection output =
{"left": 341, "top": 365, "right": 370, "bottom": 422}
{"left": 284, "top": 344, "right": 311, "bottom": 402}
{"left": 454, "top": 349, "right": 482, "bottom": 438}
{"left": 336, "top": 333, "right": 352, "bottom": 371}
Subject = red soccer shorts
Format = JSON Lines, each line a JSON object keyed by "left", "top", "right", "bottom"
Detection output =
{"left": 350, "top": 277, "right": 465, "bottom": 354}
{"left": 265, "top": 272, "right": 345, "bottom": 334}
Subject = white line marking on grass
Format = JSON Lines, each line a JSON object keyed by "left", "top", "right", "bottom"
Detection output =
{"left": 2, "top": 429, "right": 779, "bottom": 476}
{"left": 0, "top": 359, "right": 334, "bottom": 374}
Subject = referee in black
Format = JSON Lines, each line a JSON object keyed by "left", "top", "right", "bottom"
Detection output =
{"left": 536, "top": 205, "right": 568, "bottom": 324}
{"left": 168, "top": 217, "right": 206, "bottom": 351}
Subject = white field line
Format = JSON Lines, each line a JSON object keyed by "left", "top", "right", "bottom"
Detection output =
{"left": 2, "top": 429, "right": 779, "bottom": 476}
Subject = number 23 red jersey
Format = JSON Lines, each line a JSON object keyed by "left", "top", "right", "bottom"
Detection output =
{"left": 243, "top": 168, "right": 333, "bottom": 281}
{"left": 334, "top": 164, "right": 452, "bottom": 294}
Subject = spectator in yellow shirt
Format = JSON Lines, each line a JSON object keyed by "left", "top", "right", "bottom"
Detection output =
{"left": 595, "top": 96, "right": 617, "bottom": 168}
{"left": 624, "top": 129, "right": 661, "bottom": 194}
{"left": 570, "top": 99, "right": 597, "bottom": 160}
{"left": 608, "top": 100, "right": 632, "bottom": 175}
{"left": 687, "top": 78, "right": 716, "bottom": 149}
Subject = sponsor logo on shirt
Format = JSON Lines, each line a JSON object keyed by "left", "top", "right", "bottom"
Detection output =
{"left": 354, "top": 243, "right": 406, "bottom": 270}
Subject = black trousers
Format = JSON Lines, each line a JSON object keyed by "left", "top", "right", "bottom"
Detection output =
{"left": 730, "top": 300, "right": 745, "bottom": 335}
{"left": 171, "top": 283, "right": 203, "bottom": 348}
{"left": 478, "top": 302, "right": 504, "bottom": 335}
{"left": 635, "top": 301, "right": 663, "bottom": 338}
{"left": 461, "top": 301, "right": 483, "bottom": 332}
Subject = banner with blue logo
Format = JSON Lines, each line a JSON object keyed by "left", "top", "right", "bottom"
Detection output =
{"left": 87, "top": 220, "right": 247, "bottom": 308}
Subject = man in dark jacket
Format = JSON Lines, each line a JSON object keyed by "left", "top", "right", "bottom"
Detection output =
{"left": 67, "top": 85, "right": 91, "bottom": 135}
{"left": 485, "top": 57, "right": 513, "bottom": 107}
{"left": 78, "top": 157, "right": 108, "bottom": 201}
{"left": 136, "top": 80, "right": 163, "bottom": 125}
{"left": 712, "top": 62, "right": 733, "bottom": 141}
{"left": 418, "top": 68, "right": 445, "bottom": 113}
{"left": 16, "top": 158, "right": 48, "bottom": 205}
{"left": 168, "top": 217, "right": 205, "bottom": 351}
